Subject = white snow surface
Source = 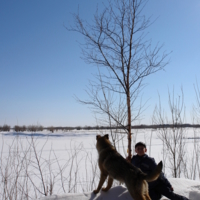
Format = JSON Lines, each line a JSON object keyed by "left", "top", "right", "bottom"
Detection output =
{"left": 1, "top": 128, "right": 200, "bottom": 200}
{"left": 39, "top": 178, "right": 200, "bottom": 200}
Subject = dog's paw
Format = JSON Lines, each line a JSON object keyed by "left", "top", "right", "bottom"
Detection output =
{"left": 93, "top": 189, "right": 99, "bottom": 194}
{"left": 101, "top": 187, "right": 109, "bottom": 192}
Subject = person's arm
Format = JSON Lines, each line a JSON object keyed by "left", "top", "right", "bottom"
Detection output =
{"left": 148, "top": 157, "right": 158, "bottom": 171}
{"left": 149, "top": 158, "right": 172, "bottom": 188}
{"left": 159, "top": 172, "right": 172, "bottom": 188}
{"left": 147, "top": 158, "right": 170, "bottom": 188}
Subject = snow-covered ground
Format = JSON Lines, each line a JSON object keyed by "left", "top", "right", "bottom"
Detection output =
{"left": 39, "top": 178, "right": 200, "bottom": 200}
{"left": 1, "top": 128, "right": 200, "bottom": 199}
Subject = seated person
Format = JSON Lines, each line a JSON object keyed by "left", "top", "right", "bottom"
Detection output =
{"left": 131, "top": 142, "right": 189, "bottom": 200}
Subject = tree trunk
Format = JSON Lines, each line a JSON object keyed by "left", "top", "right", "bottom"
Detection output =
{"left": 127, "top": 88, "right": 132, "bottom": 162}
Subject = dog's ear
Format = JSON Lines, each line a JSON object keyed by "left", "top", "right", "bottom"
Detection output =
{"left": 104, "top": 134, "right": 109, "bottom": 139}
{"left": 96, "top": 135, "right": 101, "bottom": 140}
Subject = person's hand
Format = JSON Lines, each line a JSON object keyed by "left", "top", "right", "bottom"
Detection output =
{"left": 170, "top": 186, "right": 174, "bottom": 191}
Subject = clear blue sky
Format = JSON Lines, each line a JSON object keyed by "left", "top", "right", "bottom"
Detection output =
{"left": 0, "top": 0, "right": 200, "bottom": 127}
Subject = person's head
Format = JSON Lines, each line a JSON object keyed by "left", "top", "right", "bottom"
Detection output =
{"left": 135, "top": 142, "right": 147, "bottom": 156}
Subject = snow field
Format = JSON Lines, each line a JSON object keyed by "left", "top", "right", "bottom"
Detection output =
{"left": 0, "top": 128, "right": 200, "bottom": 199}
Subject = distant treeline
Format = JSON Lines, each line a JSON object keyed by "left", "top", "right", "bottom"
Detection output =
{"left": 0, "top": 123, "right": 200, "bottom": 132}
{"left": 45, "top": 124, "right": 200, "bottom": 131}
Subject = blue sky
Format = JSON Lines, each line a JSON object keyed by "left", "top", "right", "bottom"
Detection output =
{"left": 0, "top": 0, "right": 200, "bottom": 127}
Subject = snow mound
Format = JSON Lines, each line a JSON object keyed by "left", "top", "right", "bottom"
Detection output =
{"left": 169, "top": 178, "right": 200, "bottom": 200}
{"left": 39, "top": 178, "right": 200, "bottom": 200}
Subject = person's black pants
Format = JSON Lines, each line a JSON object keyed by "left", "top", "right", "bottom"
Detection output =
{"left": 149, "top": 185, "right": 189, "bottom": 200}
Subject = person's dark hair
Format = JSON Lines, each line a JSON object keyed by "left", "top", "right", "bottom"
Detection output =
{"left": 135, "top": 142, "right": 146, "bottom": 148}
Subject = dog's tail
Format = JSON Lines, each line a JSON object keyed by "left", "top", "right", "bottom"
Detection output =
{"left": 144, "top": 161, "right": 163, "bottom": 182}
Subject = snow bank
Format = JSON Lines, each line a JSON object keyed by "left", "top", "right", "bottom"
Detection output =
{"left": 169, "top": 178, "right": 200, "bottom": 200}
{"left": 39, "top": 178, "right": 200, "bottom": 200}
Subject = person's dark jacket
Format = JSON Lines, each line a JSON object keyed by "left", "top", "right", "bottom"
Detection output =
{"left": 131, "top": 154, "right": 172, "bottom": 189}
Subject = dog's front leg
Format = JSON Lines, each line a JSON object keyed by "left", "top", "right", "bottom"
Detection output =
{"left": 102, "top": 175, "right": 113, "bottom": 192}
{"left": 93, "top": 173, "right": 108, "bottom": 194}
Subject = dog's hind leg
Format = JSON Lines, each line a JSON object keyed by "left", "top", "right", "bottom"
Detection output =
{"left": 143, "top": 181, "right": 151, "bottom": 200}
{"left": 126, "top": 184, "right": 146, "bottom": 200}
{"left": 93, "top": 173, "right": 108, "bottom": 194}
{"left": 129, "top": 192, "right": 146, "bottom": 200}
{"left": 144, "top": 194, "right": 151, "bottom": 200}
{"left": 102, "top": 176, "right": 113, "bottom": 192}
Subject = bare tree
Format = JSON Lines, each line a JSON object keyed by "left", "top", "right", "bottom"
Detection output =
{"left": 193, "top": 80, "right": 200, "bottom": 124}
{"left": 0, "top": 135, "right": 101, "bottom": 199}
{"left": 186, "top": 81, "right": 200, "bottom": 180}
{"left": 68, "top": 0, "right": 169, "bottom": 161}
{"left": 153, "top": 87, "right": 187, "bottom": 177}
